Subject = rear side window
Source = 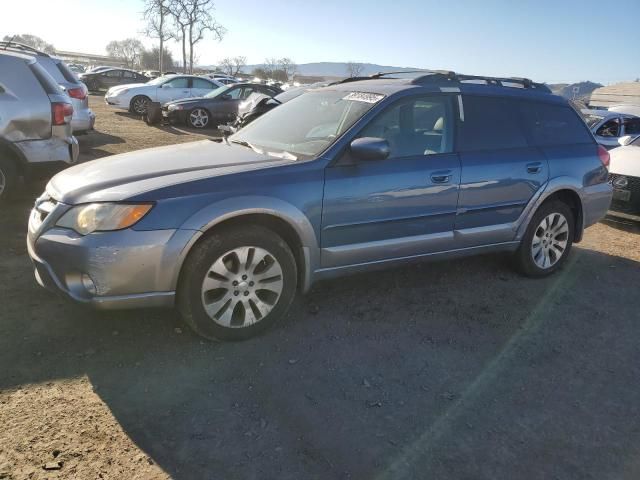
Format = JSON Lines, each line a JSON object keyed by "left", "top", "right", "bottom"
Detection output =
{"left": 624, "top": 117, "right": 640, "bottom": 135}
{"left": 29, "top": 62, "right": 61, "bottom": 95}
{"left": 457, "top": 96, "right": 527, "bottom": 151}
{"left": 55, "top": 61, "right": 79, "bottom": 83}
{"left": 520, "top": 102, "right": 593, "bottom": 146}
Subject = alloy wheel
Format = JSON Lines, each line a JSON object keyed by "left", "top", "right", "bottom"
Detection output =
{"left": 200, "top": 246, "right": 284, "bottom": 328}
{"left": 189, "top": 109, "right": 209, "bottom": 128}
{"left": 132, "top": 97, "right": 148, "bottom": 114}
{"left": 531, "top": 212, "right": 569, "bottom": 269}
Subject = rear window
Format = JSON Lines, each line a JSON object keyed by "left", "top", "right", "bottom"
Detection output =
{"left": 55, "top": 61, "right": 79, "bottom": 83}
{"left": 457, "top": 95, "right": 528, "bottom": 151}
{"left": 520, "top": 102, "right": 593, "bottom": 146}
{"left": 29, "top": 62, "right": 61, "bottom": 95}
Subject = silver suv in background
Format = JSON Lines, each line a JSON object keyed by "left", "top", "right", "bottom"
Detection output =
{"left": 0, "top": 50, "right": 79, "bottom": 201}
{"left": 0, "top": 41, "right": 95, "bottom": 134}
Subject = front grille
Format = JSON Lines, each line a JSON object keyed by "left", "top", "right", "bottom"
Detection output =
{"left": 609, "top": 173, "right": 640, "bottom": 214}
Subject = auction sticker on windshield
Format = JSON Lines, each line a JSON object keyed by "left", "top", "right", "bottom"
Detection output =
{"left": 342, "top": 92, "right": 385, "bottom": 103}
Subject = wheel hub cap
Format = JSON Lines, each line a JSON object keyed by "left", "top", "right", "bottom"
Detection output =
{"left": 201, "top": 246, "right": 283, "bottom": 328}
{"left": 531, "top": 212, "right": 569, "bottom": 269}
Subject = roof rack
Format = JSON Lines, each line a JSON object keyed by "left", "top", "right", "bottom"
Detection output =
{"left": 411, "top": 71, "right": 551, "bottom": 93}
{"left": 0, "top": 41, "right": 49, "bottom": 56}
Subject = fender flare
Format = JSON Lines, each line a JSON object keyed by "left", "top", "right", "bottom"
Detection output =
{"left": 0, "top": 138, "right": 28, "bottom": 174}
{"left": 175, "top": 196, "right": 321, "bottom": 292}
{"left": 515, "top": 177, "right": 585, "bottom": 242}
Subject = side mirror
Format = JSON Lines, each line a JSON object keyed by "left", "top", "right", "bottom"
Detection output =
{"left": 350, "top": 137, "right": 390, "bottom": 161}
{"left": 618, "top": 135, "right": 634, "bottom": 146}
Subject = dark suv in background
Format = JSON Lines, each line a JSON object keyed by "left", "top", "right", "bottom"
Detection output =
{"left": 0, "top": 50, "right": 78, "bottom": 201}
{"left": 27, "top": 71, "right": 611, "bottom": 340}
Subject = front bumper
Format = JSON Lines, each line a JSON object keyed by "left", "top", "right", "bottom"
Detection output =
{"left": 162, "top": 107, "right": 186, "bottom": 123}
{"left": 27, "top": 202, "right": 198, "bottom": 309}
{"left": 104, "top": 94, "right": 130, "bottom": 110}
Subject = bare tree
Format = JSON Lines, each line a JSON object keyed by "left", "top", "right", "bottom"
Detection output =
{"left": 278, "top": 57, "right": 297, "bottom": 81}
{"left": 168, "top": 0, "right": 225, "bottom": 74}
{"left": 143, "top": 0, "right": 172, "bottom": 72}
{"left": 263, "top": 57, "right": 279, "bottom": 78}
{"left": 2, "top": 34, "right": 55, "bottom": 53}
{"left": 346, "top": 61, "right": 364, "bottom": 78}
{"left": 106, "top": 39, "right": 145, "bottom": 68}
{"left": 219, "top": 56, "right": 246, "bottom": 76}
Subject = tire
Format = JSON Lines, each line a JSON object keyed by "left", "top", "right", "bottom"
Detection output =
{"left": 0, "top": 156, "right": 18, "bottom": 203}
{"left": 187, "top": 108, "right": 210, "bottom": 129}
{"left": 514, "top": 200, "right": 575, "bottom": 277}
{"left": 130, "top": 95, "right": 150, "bottom": 115}
{"left": 177, "top": 225, "right": 298, "bottom": 341}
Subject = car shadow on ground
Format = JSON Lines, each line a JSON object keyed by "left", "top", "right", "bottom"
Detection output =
{"left": 603, "top": 215, "right": 640, "bottom": 235}
{"left": 2, "top": 238, "right": 640, "bottom": 479}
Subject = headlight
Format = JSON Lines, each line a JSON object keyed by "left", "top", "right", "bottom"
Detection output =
{"left": 56, "top": 203, "right": 153, "bottom": 235}
{"left": 118, "top": 88, "right": 129, "bottom": 96}
{"left": 167, "top": 104, "right": 184, "bottom": 111}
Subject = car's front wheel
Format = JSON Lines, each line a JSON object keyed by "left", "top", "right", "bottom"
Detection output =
{"left": 130, "top": 95, "right": 150, "bottom": 115}
{"left": 0, "top": 156, "right": 17, "bottom": 203}
{"left": 178, "top": 225, "right": 298, "bottom": 341}
{"left": 188, "top": 108, "right": 210, "bottom": 129}
{"left": 515, "top": 200, "right": 575, "bottom": 277}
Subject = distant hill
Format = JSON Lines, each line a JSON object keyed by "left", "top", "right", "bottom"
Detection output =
{"left": 241, "top": 62, "right": 423, "bottom": 78}
{"left": 548, "top": 81, "right": 602, "bottom": 99}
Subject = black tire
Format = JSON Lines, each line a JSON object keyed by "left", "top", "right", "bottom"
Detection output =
{"left": 186, "top": 108, "right": 210, "bottom": 129}
{"left": 514, "top": 200, "right": 575, "bottom": 277}
{"left": 0, "top": 156, "right": 18, "bottom": 203}
{"left": 177, "top": 225, "right": 298, "bottom": 341}
{"left": 130, "top": 95, "right": 150, "bottom": 115}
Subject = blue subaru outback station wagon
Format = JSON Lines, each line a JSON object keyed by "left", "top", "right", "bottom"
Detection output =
{"left": 27, "top": 71, "right": 613, "bottom": 340}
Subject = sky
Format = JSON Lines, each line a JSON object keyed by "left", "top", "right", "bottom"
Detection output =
{"left": 1, "top": 0, "right": 638, "bottom": 84}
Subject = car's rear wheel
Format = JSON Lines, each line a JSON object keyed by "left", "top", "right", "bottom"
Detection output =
{"left": 514, "top": 200, "right": 575, "bottom": 277}
{"left": 130, "top": 95, "right": 150, "bottom": 115}
{"left": 178, "top": 225, "right": 298, "bottom": 341}
{"left": 187, "top": 108, "right": 210, "bottom": 129}
{"left": 0, "top": 156, "right": 18, "bottom": 203}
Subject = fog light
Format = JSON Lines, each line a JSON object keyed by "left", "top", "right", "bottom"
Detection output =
{"left": 81, "top": 273, "right": 97, "bottom": 295}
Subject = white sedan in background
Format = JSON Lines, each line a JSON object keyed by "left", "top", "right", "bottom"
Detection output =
{"left": 608, "top": 135, "right": 640, "bottom": 221}
{"left": 104, "top": 75, "right": 224, "bottom": 114}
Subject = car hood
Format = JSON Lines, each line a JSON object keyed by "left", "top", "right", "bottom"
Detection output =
{"left": 107, "top": 83, "right": 148, "bottom": 95}
{"left": 47, "top": 140, "right": 293, "bottom": 204}
{"left": 610, "top": 146, "right": 640, "bottom": 177}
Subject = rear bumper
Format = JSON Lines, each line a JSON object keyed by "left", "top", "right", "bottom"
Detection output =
{"left": 72, "top": 108, "right": 96, "bottom": 133}
{"left": 15, "top": 136, "right": 79, "bottom": 165}
{"left": 582, "top": 182, "right": 613, "bottom": 228}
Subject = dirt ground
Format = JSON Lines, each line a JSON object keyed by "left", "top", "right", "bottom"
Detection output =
{"left": 1, "top": 95, "right": 640, "bottom": 480}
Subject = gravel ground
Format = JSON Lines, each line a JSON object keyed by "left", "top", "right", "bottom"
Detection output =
{"left": 1, "top": 96, "right": 639, "bottom": 480}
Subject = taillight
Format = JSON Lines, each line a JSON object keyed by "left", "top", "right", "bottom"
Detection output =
{"left": 597, "top": 145, "right": 610, "bottom": 169}
{"left": 67, "top": 85, "right": 87, "bottom": 100}
{"left": 52, "top": 102, "right": 74, "bottom": 126}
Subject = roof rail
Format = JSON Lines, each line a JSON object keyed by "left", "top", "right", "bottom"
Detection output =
{"left": 0, "top": 41, "right": 49, "bottom": 56}
{"left": 411, "top": 71, "right": 551, "bottom": 93}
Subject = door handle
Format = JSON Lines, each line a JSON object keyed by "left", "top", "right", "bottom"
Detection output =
{"left": 430, "top": 171, "right": 452, "bottom": 184}
{"left": 527, "top": 162, "right": 543, "bottom": 174}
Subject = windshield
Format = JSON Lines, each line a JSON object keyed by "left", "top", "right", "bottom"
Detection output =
{"left": 205, "top": 85, "right": 231, "bottom": 98}
{"left": 229, "top": 89, "right": 384, "bottom": 159}
{"left": 584, "top": 114, "right": 604, "bottom": 128}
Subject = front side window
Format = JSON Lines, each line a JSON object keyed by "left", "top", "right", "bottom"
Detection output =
{"left": 520, "top": 101, "right": 594, "bottom": 146}
{"left": 356, "top": 96, "right": 453, "bottom": 157}
{"left": 163, "top": 77, "right": 189, "bottom": 88}
{"left": 458, "top": 96, "right": 528, "bottom": 151}
{"left": 596, "top": 118, "right": 621, "bottom": 137}
{"left": 192, "top": 78, "right": 215, "bottom": 89}
{"left": 230, "top": 89, "right": 383, "bottom": 159}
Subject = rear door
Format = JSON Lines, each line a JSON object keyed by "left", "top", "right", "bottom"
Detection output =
{"left": 121, "top": 70, "right": 139, "bottom": 86}
{"left": 321, "top": 94, "right": 461, "bottom": 268}
{"left": 454, "top": 95, "right": 549, "bottom": 248}
{"left": 101, "top": 70, "right": 123, "bottom": 88}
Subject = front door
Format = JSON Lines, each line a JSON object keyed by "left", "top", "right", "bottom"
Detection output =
{"left": 321, "top": 95, "right": 461, "bottom": 268}
{"left": 157, "top": 76, "right": 191, "bottom": 103}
